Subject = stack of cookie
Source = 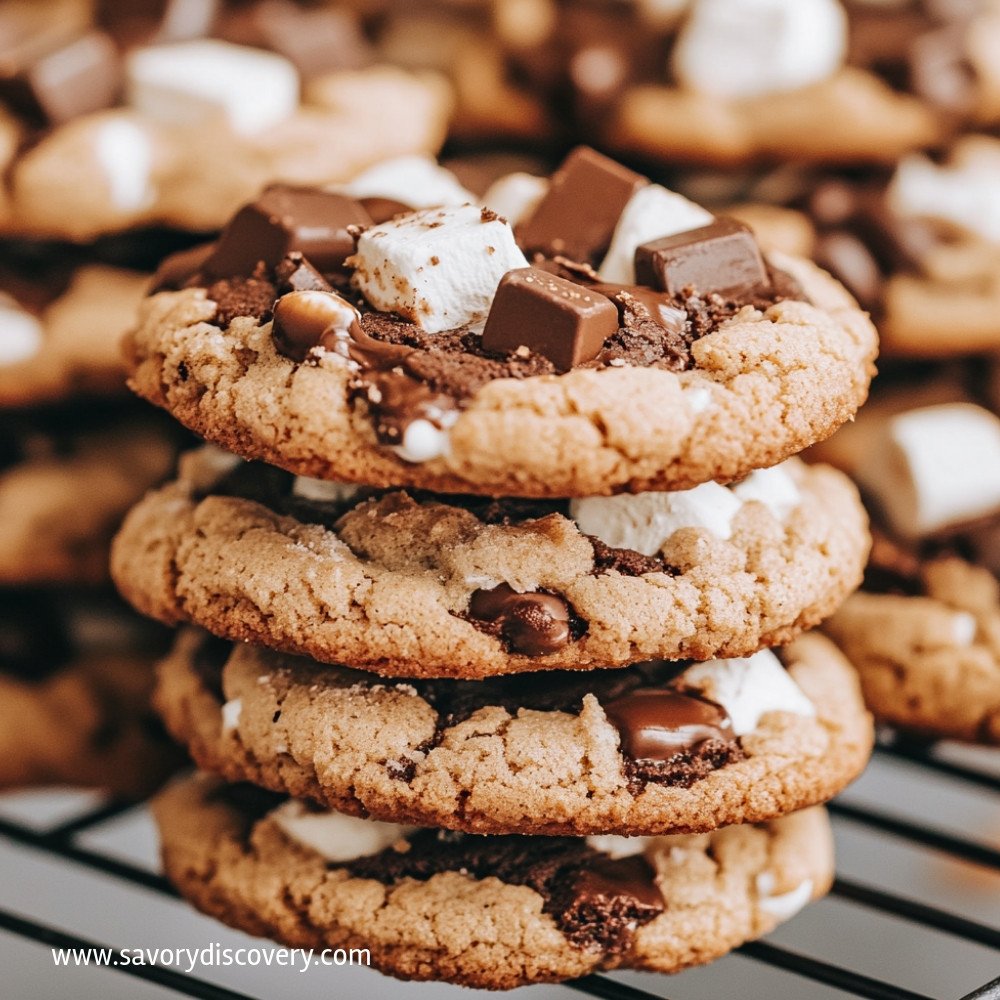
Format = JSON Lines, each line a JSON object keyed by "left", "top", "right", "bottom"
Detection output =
{"left": 112, "top": 146, "right": 878, "bottom": 987}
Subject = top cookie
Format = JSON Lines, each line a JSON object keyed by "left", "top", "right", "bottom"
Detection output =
{"left": 126, "top": 147, "right": 877, "bottom": 498}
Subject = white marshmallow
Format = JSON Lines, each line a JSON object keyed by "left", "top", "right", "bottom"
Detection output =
{"left": 291, "top": 477, "right": 361, "bottom": 505}
{"left": 856, "top": 403, "right": 1000, "bottom": 539}
{"left": 350, "top": 205, "right": 528, "bottom": 334}
{"left": 392, "top": 413, "right": 457, "bottom": 464}
{"left": 731, "top": 462, "right": 802, "bottom": 522}
{"left": 340, "top": 156, "right": 475, "bottom": 211}
{"left": 270, "top": 801, "right": 418, "bottom": 863}
{"left": 672, "top": 0, "right": 847, "bottom": 100}
{"left": 0, "top": 297, "right": 43, "bottom": 366}
{"left": 684, "top": 386, "right": 713, "bottom": 414}
{"left": 179, "top": 445, "right": 243, "bottom": 494}
{"left": 126, "top": 40, "right": 299, "bottom": 135}
{"left": 597, "top": 184, "right": 713, "bottom": 284}
{"left": 949, "top": 612, "right": 978, "bottom": 647}
{"left": 570, "top": 481, "right": 743, "bottom": 555}
{"left": 888, "top": 145, "right": 1000, "bottom": 244}
{"left": 585, "top": 835, "right": 655, "bottom": 859}
{"left": 221, "top": 698, "right": 242, "bottom": 733}
{"left": 93, "top": 119, "right": 155, "bottom": 213}
{"left": 681, "top": 650, "right": 816, "bottom": 736}
{"left": 756, "top": 873, "right": 814, "bottom": 920}
{"left": 481, "top": 172, "right": 549, "bottom": 227}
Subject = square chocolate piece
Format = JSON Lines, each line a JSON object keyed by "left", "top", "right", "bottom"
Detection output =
{"left": 634, "top": 218, "right": 769, "bottom": 299}
{"left": 516, "top": 146, "right": 646, "bottom": 264}
{"left": 481, "top": 267, "right": 619, "bottom": 372}
{"left": 204, "top": 186, "right": 373, "bottom": 279}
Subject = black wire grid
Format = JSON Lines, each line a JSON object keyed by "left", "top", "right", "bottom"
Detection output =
{"left": 0, "top": 735, "right": 997, "bottom": 1000}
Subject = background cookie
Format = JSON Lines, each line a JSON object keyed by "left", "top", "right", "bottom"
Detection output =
{"left": 154, "top": 772, "right": 834, "bottom": 988}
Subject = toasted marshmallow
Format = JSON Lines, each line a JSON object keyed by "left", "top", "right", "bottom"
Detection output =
{"left": 340, "top": 155, "right": 475, "bottom": 210}
{"left": 271, "top": 801, "right": 418, "bottom": 863}
{"left": 756, "top": 873, "right": 814, "bottom": 920}
{"left": 126, "top": 40, "right": 299, "bottom": 135}
{"left": 0, "top": 297, "right": 43, "bottom": 366}
{"left": 482, "top": 172, "right": 549, "bottom": 227}
{"left": 731, "top": 462, "right": 802, "bottom": 522}
{"left": 585, "top": 835, "right": 655, "bottom": 859}
{"left": 681, "top": 650, "right": 816, "bottom": 735}
{"left": 291, "top": 477, "right": 361, "bottom": 504}
{"left": 672, "top": 0, "right": 847, "bottom": 100}
{"left": 856, "top": 403, "right": 1000, "bottom": 539}
{"left": 597, "top": 184, "right": 713, "bottom": 283}
{"left": 349, "top": 204, "right": 528, "bottom": 334}
{"left": 571, "top": 481, "right": 742, "bottom": 553}
{"left": 93, "top": 118, "right": 156, "bottom": 213}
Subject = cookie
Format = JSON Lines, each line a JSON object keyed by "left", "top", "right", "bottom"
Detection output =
{"left": 0, "top": 592, "right": 181, "bottom": 795}
{"left": 0, "top": 264, "right": 148, "bottom": 407}
{"left": 154, "top": 772, "right": 833, "bottom": 988}
{"left": 155, "top": 627, "right": 873, "bottom": 836}
{"left": 822, "top": 402, "right": 1000, "bottom": 743}
{"left": 0, "top": 409, "right": 177, "bottom": 585}
{"left": 124, "top": 148, "right": 877, "bottom": 498}
{"left": 112, "top": 447, "right": 869, "bottom": 677}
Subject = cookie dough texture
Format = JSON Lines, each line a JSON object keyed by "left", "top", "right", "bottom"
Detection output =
{"left": 825, "top": 558, "right": 1000, "bottom": 744}
{"left": 1, "top": 423, "right": 176, "bottom": 585}
{"left": 112, "top": 459, "right": 869, "bottom": 676}
{"left": 124, "top": 253, "right": 876, "bottom": 497}
{"left": 0, "top": 69, "right": 451, "bottom": 242}
{"left": 0, "top": 653, "right": 179, "bottom": 795}
{"left": 0, "top": 266, "right": 148, "bottom": 408}
{"left": 154, "top": 773, "right": 833, "bottom": 988}
{"left": 156, "top": 630, "right": 872, "bottom": 836}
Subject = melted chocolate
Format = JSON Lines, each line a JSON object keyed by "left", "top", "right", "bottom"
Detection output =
{"left": 466, "top": 584, "right": 580, "bottom": 656}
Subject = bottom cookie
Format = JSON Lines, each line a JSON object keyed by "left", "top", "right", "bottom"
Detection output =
{"left": 155, "top": 773, "right": 833, "bottom": 989}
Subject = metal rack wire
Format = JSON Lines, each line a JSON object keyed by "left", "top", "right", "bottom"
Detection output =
{"left": 0, "top": 734, "right": 997, "bottom": 1000}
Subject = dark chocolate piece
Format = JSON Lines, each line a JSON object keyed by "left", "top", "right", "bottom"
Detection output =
{"left": 634, "top": 217, "right": 770, "bottom": 299}
{"left": 466, "top": 583, "right": 575, "bottom": 656}
{"left": 206, "top": 270, "right": 277, "bottom": 327}
{"left": 359, "top": 196, "right": 412, "bottom": 224}
{"left": 481, "top": 267, "right": 618, "bottom": 372}
{"left": 203, "top": 186, "right": 372, "bottom": 280}
{"left": 516, "top": 146, "right": 646, "bottom": 264}
{"left": 590, "top": 283, "right": 688, "bottom": 336}
{"left": 150, "top": 241, "right": 216, "bottom": 292}
{"left": 274, "top": 252, "right": 334, "bottom": 295}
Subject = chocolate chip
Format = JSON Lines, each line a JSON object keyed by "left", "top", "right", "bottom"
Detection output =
{"left": 635, "top": 217, "right": 770, "bottom": 299}
{"left": 481, "top": 267, "right": 618, "bottom": 372}
{"left": 517, "top": 146, "right": 646, "bottom": 264}
{"left": 466, "top": 584, "right": 578, "bottom": 656}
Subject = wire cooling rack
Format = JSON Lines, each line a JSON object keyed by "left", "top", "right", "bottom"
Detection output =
{"left": 0, "top": 733, "right": 997, "bottom": 1000}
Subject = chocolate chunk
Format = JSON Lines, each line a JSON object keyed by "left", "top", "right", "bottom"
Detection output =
{"left": 359, "top": 196, "right": 412, "bottom": 224}
{"left": 204, "top": 186, "right": 372, "bottom": 280}
{"left": 466, "top": 583, "right": 577, "bottom": 656}
{"left": 602, "top": 687, "right": 735, "bottom": 760}
{"left": 635, "top": 217, "right": 770, "bottom": 299}
{"left": 517, "top": 146, "right": 646, "bottom": 264}
{"left": 0, "top": 29, "right": 122, "bottom": 126}
{"left": 589, "top": 283, "right": 687, "bottom": 335}
{"left": 481, "top": 267, "right": 618, "bottom": 372}
{"left": 813, "top": 231, "right": 883, "bottom": 312}
{"left": 271, "top": 288, "right": 359, "bottom": 362}
{"left": 95, "top": 0, "right": 220, "bottom": 47}
{"left": 149, "top": 241, "right": 216, "bottom": 292}
{"left": 274, "top": 252, "right": 334, "bottom": 295}
{"left": 206, "top": 271, "right": 277, "bottom": 327}
{"left": 589, "top": 537, "right": 672, "bottom": 577}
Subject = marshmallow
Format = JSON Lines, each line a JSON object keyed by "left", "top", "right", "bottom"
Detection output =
{"left": 179, "top": 445, "right": 243, "bottom": 494}
{"left": 856, "top": 403, "right": 1000, "bottom": 538}
{"left": 570, "top": 481, "right": 743, "bottom": 555}
{"left": 339, "top": 156, "right": 475, "bottom": 210}
{"left": 481, "top": 172, "right": 549, "bottom": 227}
{"left": 585, "top": 835, "right": 655, "bottom": 859}
{"left": 0, "top": 297, "right": 43, "bottom": 366}
{"left": 221, "top": 698, "right": 242, "bottom": 733}
{"left": 756, "top": 873, "right": 814, "bottom": 920}
{"left": 126, "top": 40, "right": 299, "bottom": 135}
{"left": 392, "top": 413, "right": 457, "bottom": 464}
{"left": 597, "top": 184, "right": 713, "bottom": 284}
{"left": 291, "top": 477, "right": 361, "bottom": 504}
{"left": 948, "top": 611, "right": 978, "bottom": 647}
{"left": 270, "top": 801, "right": 417, "bottom": 863}
{"left": 681, "top": 650, "right": 816, "bottom": 735}
{"left": 672, "top": 0, "right": 847, "bottom": 100}
{"left": 349, "top": 205, "right": 528, "bottom": 334}
{"left": 731, "top": 462, "right": 802, "bottom": 522}
{"left": 93, "top": 118, "right": 155, "bottom": 214}
{"left": 888, "top": 143, "right": 1000, "bottom": 244}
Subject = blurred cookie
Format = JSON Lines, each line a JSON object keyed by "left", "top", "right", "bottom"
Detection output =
{"left": 154, "top": 772, "right": 833, "bottom": 988}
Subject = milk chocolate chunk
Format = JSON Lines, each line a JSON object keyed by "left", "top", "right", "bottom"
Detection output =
{"left": 467, "top": 583, "right": 575, "bottom": 656}
{"left": 589, "top": 283, "right": 687, "bottom": 336}
{"left": 150, "top": 241, "right": 216, "bottom": 292}
{"left": 634, "top": 218, "right": 770, "bottom": 299}
{"left": 271, "top": 288, "right": 359, "bottom": 362}
{"left": 359, "top": 196, "right": 412, "bottom": 225}
{"left": 481, "top": 267, "right": 618, "bottom": 372}
{"left": 602, "top": 687, "right": 735, "bottom": 760}
{"left": 204, "top": 186, "right": 372, "bottom": 280}
{"left": 517, "top": 146, "right": 646, "bottom": 264}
